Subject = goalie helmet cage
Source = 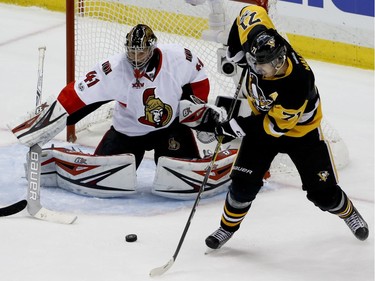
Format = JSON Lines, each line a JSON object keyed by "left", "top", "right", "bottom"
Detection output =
{"left": 65, "top": 0, "right": 349, "bottom": 176}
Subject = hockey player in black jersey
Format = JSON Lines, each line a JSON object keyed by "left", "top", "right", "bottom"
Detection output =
{"left": 205, "top": 5, "right": 369, "bottom": 250}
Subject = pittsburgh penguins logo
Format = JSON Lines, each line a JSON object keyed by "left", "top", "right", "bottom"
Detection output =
{"left": 248, "top": 73, "right": 274, "bottom": 112}
{"left": 138, "top": 88, "right": 172, "bottom": 127}
{"left": 317, "top": 171, "right": 330, "bottom": 182}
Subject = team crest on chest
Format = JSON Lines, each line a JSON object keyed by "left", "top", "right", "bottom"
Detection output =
{"left": 249, "top": 73, "right": 274, "bottom": 112}
{"left": 138, "top": 88, "right": 172, "bottom": 127}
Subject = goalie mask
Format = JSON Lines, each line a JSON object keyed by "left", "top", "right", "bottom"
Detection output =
{"left": 125, "top": 24, "right": 157, "bottom": 78}
{"left": 245, "top": 29, "right": 287, "bottom": 77}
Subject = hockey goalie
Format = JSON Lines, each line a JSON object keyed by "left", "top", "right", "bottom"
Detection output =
{"left": 8, "top": 24, "right": 236, "bottom": 200}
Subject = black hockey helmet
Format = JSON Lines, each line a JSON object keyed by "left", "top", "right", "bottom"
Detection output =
{"left": 247, "top": 29, "right": 286, "bottom": 65}
{"left": 125, "top": 24, "right": 157, "bottom": 70}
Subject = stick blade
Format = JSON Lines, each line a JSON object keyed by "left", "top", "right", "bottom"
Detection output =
{"left": 149, "top": 258, "right": 175, "bottom": 277}
{"left": 32, "top": 207, "right": 78, "bottom": 224}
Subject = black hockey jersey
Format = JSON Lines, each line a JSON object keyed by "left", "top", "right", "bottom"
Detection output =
{"left": 229, "top": 5, "right": 322, "bottom": 138}
{"left": 244, "top": 47, "right": 322, "bottom": 138}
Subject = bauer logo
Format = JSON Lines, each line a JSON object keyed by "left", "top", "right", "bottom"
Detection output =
{"left": 280, "top": 0, "right": 374, "bottom": 17}
{"left": 29, "top": 151, "right": 39, "bottom": 201}
{"left": 232, "top": 166, "right": 253, "bottom": 175}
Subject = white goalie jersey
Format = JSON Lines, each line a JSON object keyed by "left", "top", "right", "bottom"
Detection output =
{"left": 58, "top": 43, "right": 210, "bottom": 137}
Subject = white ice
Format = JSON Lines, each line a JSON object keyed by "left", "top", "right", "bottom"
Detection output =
{"left": 0, "top": 4, "right": 373, "bottom": 281}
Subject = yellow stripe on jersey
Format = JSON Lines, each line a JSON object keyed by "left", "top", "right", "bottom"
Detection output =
{"left": 236, "top": 5, "right": 275, "bottom": 46}
{"left": 264, "top": 100, "right": 323, "bottom": 137}
{"left": 268, "top": 102, "right": 308, "bottom": 131}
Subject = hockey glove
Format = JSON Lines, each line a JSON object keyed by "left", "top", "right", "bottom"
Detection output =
{"left": 8, "top": 96, "right": 68, "bottom": 147}
{"left": 179, "top": 99, "right": 227, "bottom": 132}
{"left": 215, "top": 118, "right": 246, "bottom": 144}
{"left": 206, "top": 104, "right": 228, "bottom": 124}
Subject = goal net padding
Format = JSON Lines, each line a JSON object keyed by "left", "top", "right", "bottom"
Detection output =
{"left": 65, "top": 0, "right": 349, "bottom": 177}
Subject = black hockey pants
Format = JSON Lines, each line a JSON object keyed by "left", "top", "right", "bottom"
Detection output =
{"left": 94, "top": 118, "right": 201, "bottom": 169}
{"left": 229, "top": 127, "right": 344, "bottom": 211}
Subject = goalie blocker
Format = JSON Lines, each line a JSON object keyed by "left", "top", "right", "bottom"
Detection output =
{"left": 29, "top": 147, "right": 237, "bottom": 200}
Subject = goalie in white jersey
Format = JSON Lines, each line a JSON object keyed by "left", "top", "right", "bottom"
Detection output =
{"left": 9, "top": 24, "right": 231, "bottom": 199}
{"left": 62, "top": 24, "right": 216, "bottom": 167}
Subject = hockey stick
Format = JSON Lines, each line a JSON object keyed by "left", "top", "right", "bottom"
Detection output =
{"left": 27, "top": 144, "right": 77, "bottom": 224}
{"left": 0, "top": 47, "right": 47, "bottom": 218}
{"left": 25, "top": 47, "right": 77, "bottom": 224}
{"left": 35, "top": 46, "right": 46, "bottom": 110}
{"left": 0, "top": 200, "right": 27, "bottom": 217}
{"left": 149, "top": 67, "right": 248, "bottom": 277}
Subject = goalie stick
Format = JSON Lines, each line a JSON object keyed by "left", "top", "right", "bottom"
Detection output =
{"left": 0, "top": 47, "right": 47, "bottom": 218}
{"left": 27, "top": 144, "right": 77, "bottom": 224}
{"left": 25, "top": 47, "right": 77, "bottom": 224}
{"left": 35, "top": 46, "right": 46, "bottom": 111}
{"left": 149, "top": 67, "right": 248, "bottom": 277}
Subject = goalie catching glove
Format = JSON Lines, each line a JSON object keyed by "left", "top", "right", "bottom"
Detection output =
{"left": 8, "top": 96, "right": 67, "bottom": 147}
{"left": 215, "top": 118, "right": 246, "bottom": 144}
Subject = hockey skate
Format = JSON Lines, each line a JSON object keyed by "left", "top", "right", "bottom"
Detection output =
{"left": 344, "top": 207, "right": 369, "bottom": 241}
{"left": 205, "top": 227, "right": 234, "bottom": 249}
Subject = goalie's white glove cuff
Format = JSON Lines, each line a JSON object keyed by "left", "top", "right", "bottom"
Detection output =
{"left": 8, "top": 96, "right": 67, "bottom": 147}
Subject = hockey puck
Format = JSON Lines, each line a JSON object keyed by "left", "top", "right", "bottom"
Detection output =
{"left": 125, "top": 234, "right": 137, "bottom": 242}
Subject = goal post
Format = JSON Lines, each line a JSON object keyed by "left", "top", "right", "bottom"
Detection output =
{"left": 66, "top": 0, "right": 76, "bottom": 142}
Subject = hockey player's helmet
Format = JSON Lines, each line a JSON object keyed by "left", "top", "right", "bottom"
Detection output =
{"left": 125, "top": 24, "right": 157, "bottom": 70}
{"left": 245, "top": 29, "right": 286, "bottom": 77}
{"left": 247, "top": 29, "right": 286, "bottom": 64}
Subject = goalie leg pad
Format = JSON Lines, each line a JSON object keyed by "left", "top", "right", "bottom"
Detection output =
{"left": 152, "top": 149, "right": 237, "bottom": 200}
{"left": 25, "top": 148, "right": 57, "bottom": 186}
{"left": 37, "top": 147, "right": 137, "bottom": 198}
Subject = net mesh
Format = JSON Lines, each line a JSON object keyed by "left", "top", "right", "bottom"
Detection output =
{"left": 69, "top": 0, "right": 349, "bottom": 175}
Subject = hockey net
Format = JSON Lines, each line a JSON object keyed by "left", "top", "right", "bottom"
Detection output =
{"left": 66, "top": 0, "right": 349, "bottom": 176}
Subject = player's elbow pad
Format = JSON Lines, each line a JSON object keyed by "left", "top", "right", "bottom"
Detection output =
{"left": 8, "top": 96, "right": 68, "bottom": 147}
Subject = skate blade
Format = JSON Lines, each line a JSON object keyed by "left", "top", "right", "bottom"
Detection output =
{"left": 204, "top": 247, "right": 216, "bottom": 255}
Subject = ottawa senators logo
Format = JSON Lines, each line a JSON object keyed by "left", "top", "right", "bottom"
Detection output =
{"left": 138, "top": 88, "right": 172, "bottom": 127}
{"left": 168, "top": 137, "right": 180, "bottom": 151}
